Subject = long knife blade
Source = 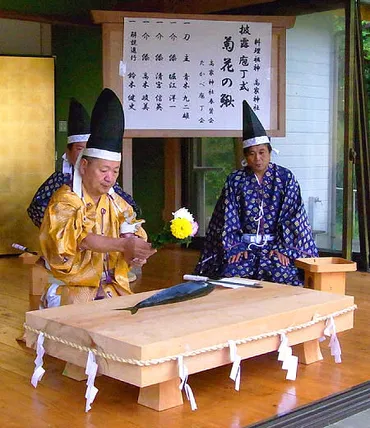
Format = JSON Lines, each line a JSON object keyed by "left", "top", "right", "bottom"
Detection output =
{"left": 183, "top": 274, "right": 262, "bottom": 289}
{"left": 207, "top": 279, "right": 263, "bottom": 289}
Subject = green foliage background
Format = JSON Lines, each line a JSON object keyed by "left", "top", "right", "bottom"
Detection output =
{"left": 202, "top": 137, "right": 236, "bottom": 220}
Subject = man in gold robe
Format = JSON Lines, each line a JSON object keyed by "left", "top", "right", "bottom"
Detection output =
{"left": 40, "top": 88, "right": 155, "bottom": 305}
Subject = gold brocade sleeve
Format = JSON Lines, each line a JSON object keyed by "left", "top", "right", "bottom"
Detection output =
{"left": 40, "top": 186, "right": 148, "bottom": 291}
{"left": 39, "top": 185, "right": 102, "bottom": 286}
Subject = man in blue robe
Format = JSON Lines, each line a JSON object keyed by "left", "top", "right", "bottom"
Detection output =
{"left": 27, "top": 98, "right": 140, "bottom": 228}
{"left": 194, "top": 101, "right": 318, "bottom": 286}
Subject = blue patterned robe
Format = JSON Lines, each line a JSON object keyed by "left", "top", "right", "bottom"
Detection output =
{"left": 194, "top": 163, "right": 319, "bottom": 285}
{"left": 27, "top": 171, "right": 141, "bottom": 228}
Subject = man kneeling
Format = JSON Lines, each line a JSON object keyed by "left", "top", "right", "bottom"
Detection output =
{"left": 40, "top": 88, "right": 156, "bottom": 305}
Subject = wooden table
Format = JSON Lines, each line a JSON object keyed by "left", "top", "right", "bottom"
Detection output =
{"left": 25, "top": 282, "right": 355, "bottom": 411}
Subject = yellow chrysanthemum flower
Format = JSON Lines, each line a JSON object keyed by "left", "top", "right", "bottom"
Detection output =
{"left": 170, "top": 218, "right": 193, "bottom": 239}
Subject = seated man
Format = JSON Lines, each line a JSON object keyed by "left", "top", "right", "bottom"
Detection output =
{"left": 194, "top": 100, "right": 318, "bottom": 286}
{"left": 27, "top": 97, "right": 140, "bottom": 228}
{"left": 40, "top": 88, "right": 156, "bottom": 305}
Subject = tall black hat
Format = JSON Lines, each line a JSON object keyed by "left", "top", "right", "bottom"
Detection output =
{"left": 85, "top": 88, "right": 124, "bottom": 158}
{"left": 67, "top": 98, "right": 91, "bottom": 144}
{"left": 73, "top": 88, "right": 124, "bottom": 197}
{"left": 242, "top": 100, "right": 269, "bottom": 149}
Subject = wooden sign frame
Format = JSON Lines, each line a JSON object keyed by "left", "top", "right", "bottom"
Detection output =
{"left": 92, "top": 10, "right": 295, "bottom": 205}
{"left": 92, "top": 10, "right": 295, "bottom": 139}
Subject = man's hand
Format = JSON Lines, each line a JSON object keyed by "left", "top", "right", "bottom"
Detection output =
{"left": 80, "top": 233, "right": 156, "bottom": 266}
{"left": 269, "top": 250, "right": 290, "bottom": 266}
{"left": 120, "top": 236, "right": 156, "bottom": 266}
{"left": 229, "top": 251, "right": 248, "bottom": 264}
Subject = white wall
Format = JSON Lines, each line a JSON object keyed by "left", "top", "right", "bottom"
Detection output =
{"left": 0, "top": 18, "right": 51, "bottom": 55}
{"left": 271, "top": 12, "right": 338, "bottom": 249}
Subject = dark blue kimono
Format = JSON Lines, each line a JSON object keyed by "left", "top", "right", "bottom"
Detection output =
{"left": 27, "top": 171, "right": 141, "bottom": 228}
{"left": 194, "top": 163, "right": 319, "bottom": 285}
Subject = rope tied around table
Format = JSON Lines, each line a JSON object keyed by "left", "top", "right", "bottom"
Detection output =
{"left": 23, "top": 304, "right": 357, "bottom": 367}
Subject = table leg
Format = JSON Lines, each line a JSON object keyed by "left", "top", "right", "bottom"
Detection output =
{"left": 294, "top": 339, "right": 323, "bottom": 365}
{"left": 138, "top": 378, "right": 184, "bottom": 411}
{"left": 62, "top": 362, "right": 88, "bottom": 381}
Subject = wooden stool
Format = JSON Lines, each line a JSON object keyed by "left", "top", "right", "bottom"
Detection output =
{"left": 20, "top": 253, "right": 48, "bottom": 310}
{"left": 295, "top": 257, "right": 357, "bottom": 295}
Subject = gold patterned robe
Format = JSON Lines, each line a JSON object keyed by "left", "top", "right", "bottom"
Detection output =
{"left": 40, "top": 184, "right": 147, "bottom": 304}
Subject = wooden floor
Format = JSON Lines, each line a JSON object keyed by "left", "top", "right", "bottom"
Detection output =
{"left": 1, "top": 248, "right": 369, "bottom": 428}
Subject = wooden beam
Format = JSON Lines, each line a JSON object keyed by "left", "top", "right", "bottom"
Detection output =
{"left": 92, "top": 10, "right": 295, "bottom": 28}
{"left": 99, "top": 22, "right": 133, "bottom": 194}
{"left": 164, "top": 139, "right": 182, "bottom": 221}
{"left": 163, "top": 0, "right": 277, "bottom": 14}
{"left": 112, "top": 0, "right": 276, "bottom": 14}
{"left": 342, "top": 0, "right": 356, "bottom": 259}
{"left": 228, "top": 0, "right": 346, "bottom": 16}
{"left": 353, "top": 3, "right": 370, "bottom": 270}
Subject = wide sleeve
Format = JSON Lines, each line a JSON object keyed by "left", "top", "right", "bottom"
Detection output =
{"left": 40, "top": 190, "right": 95, "bottom": 273}
{"left": 194, "top": 172, "right": 248, "bottom": 277}
{"left": 27, "top": 172, "right": 65, "bottom": 228}
{"left": 221, "top": 174, "right": 249, "bottom": 259}
{"left": 274, "top": 172, "right": 319, "bottom": 260}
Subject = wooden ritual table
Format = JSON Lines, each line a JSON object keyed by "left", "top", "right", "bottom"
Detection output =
{"left": 25, "top": 281, "right": 355, "bottom": 411}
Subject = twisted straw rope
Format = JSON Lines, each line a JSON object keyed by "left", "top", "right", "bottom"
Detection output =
{"left": 23, "top": 304, "right": 356, "bottom": 367}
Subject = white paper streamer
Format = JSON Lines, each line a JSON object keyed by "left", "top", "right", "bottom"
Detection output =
{"left": 31, "top": 333, "right": 45, "bottom": 388}
{"left": 277, "top": 333, "right": 298, "bottom": 381}
{"left": 285, "top": 356, "right": 298, "bottom": 381}
{"left": 228, "top": 340, "right": 241, "bottom": 391}
{"left": 277, "top": 333, "right": 289, "bottom": 361}
{"left": 324, "top": 316, "right": 342, "bottom": 363}
{"left": 85, "top": 351, "right": 99, "bottom": 412}
{"left": 178, "top": 355, "right": 197, "bottom": 411}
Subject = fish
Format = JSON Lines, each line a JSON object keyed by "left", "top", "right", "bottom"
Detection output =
{"left": 115, "top": 281, "right": 215, "bottom": 314}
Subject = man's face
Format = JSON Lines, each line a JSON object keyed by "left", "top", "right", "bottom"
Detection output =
{"left": 245, "top": 144, "right": 271, "bottom": 174}
{"left": 66, "top": 142, "right": 86, "bottom": 165}
{"left": 80, "top": 158, "right": 121, "bottom": 199}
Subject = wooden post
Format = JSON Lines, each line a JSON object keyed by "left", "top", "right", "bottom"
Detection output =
{"left": 138, "top": 378, "right": 183, "bottom": 411}
{"left": 294, "top": 339, "right": 323, "bottom": 365}
{"left": 163, "top": 138, "right": 182, "bottom": 221}
{"left": 62, "top": 362, "right": 88, "bottom": 381}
